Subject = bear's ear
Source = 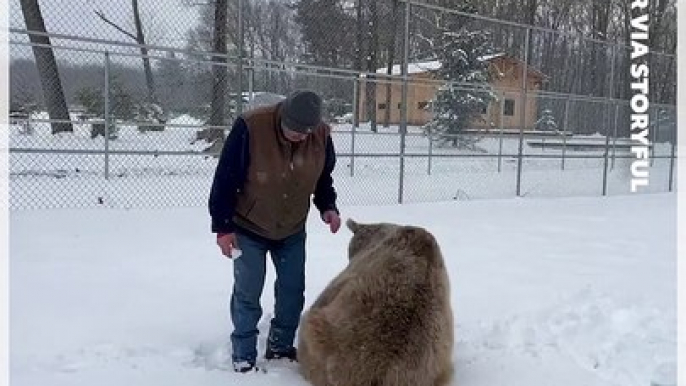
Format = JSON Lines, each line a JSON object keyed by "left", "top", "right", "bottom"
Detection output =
{"left": 346, "top": 218, "right": 360, "bottom": 233}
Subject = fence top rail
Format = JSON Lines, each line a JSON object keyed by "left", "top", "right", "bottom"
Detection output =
{"left": 400, "top": 0, "right": 676, "bottom": 59}
{"left": 9, "top": 38, "right": 244, "bottom": 70}
{"left": 533, "top": 90, "right": 676, "bottom": 108}
{"left": 11, "top": 28, "right": 376, "bottom": 79}
{"left": 11, "top": 28, "right": 482, "bottom": 84}
{"left": 11, "top": 28, "right": 243, "bottom": 62}
{"left": 12, "top": 28, "right": 422, "bottom": 82}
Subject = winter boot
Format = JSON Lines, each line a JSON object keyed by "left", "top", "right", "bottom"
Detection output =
{"left": 265, "top": 346, "right": 297, "bottom": 362}
{"left": 233, "top": 360, "right": 258, "bottom": 373}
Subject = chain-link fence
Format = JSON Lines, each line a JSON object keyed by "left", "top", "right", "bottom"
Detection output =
{"left": 9, "top": 0, "right": 677, "bottom": 210}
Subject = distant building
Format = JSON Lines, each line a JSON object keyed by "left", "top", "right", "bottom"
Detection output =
{"left": 358, "top": 54, "right": 546, "bottom": 130}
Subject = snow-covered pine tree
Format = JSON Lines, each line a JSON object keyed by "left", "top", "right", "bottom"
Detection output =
{"left": 424, "top": 6, "right": 497, "bottom": 149}
{"left": 646, "top": 108, "right": 676, "bottom": 146}
{"left": 652, "top": 108, "right": 675, "bottom": 132}
{"left": 535, "top": 108, "right": 558, "bottom": 132}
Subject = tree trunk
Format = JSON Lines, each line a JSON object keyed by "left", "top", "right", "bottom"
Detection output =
{"left": 524, "top": 0, "right": 537, "bottom": 62}
{"left": 20, "top": 0, "right": 73, "bottom": 134}
{"left": 590, "top": 0, "right": 610, "bottom": 97}
{"left": 353, "top": 0, "right": 363, "bottom": 128}
{"left": 208, "top": 0, "right": 228, "bottom": 142}
{"left": 540, "top": 0, "right": 571, "bottom": 92}
{"left": 132, "top": 0, "right": 157, "bottom": 104}
{"left": 383, "top": 0, "right": 399, "bottom": 128}
{"left": 648, "top": 0, "right": 668, "bottom": 103}
{"left": 366, "top": 0, "right": 379, "bottom": 133}
{"left": 620, "top": 0, "right": 632, "bottom": 100}
{"left": 659, "top": 39, "right": 676, "bottom": 104}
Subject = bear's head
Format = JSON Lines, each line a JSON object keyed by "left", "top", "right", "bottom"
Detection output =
{"left": 346, "top": 218, "right": 443, "bottom": 268}
{"left": 345, "top": 218, "right": 400, "bottom": 260}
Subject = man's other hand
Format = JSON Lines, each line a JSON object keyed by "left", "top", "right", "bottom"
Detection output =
{"left": 322, "top": 210, "right": 341, "bottom": 233}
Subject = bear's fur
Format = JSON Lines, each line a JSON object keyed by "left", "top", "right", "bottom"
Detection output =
{"left": 298, "top": 219, "right": 454, "bottom": 386}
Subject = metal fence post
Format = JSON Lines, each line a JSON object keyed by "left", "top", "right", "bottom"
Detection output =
{"left": 427, "top": 126, "right": 433, "bottom": 175}
{"left": 236, "top": 0, "right": 244, "bottom": 117}
{"left": 398, "top": 0, "right": 410, "bottom": 204}
{"left": 607, "top": 45, "right": 618, "bottom": 171}
{"left": 601, "top": 103, "right": 611, "bottom": 196}
{"left": 26, "top": 114, "right": 32, "bottom": 136}
{"left": 650, "top": 106, "right": 659, "bottom": 166}
{"left": 668, "top": 121, "right": 675, "bottom": 192}
{"left": 611, "top": 102, "right": 619, "bottom": 169}
{"left": 248, "top": 58, "right": 254, "bottom": 101}
{"left": 561, "top": 97, "right": 570, "bottom": 170}
{"left": 351, "top": 77, "right": 359, "bottom": 177}
{"left": 608, "top": 44, "right": 616, "bottom": 100}
{"left": 497, "top": 91, "right": 505, "bottom": 172}
{"left": 104, "top": 51, "right": 111, "bottom": 180}
{"left": 515, "top": 28, "right": 530, "bottom": 196}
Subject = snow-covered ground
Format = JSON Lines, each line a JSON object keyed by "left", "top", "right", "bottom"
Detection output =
{"left": 8, "top": 114, "right": 678, "bottom": 385}
{"left": 10, "top": 193, "right": 676, "bottom": 386}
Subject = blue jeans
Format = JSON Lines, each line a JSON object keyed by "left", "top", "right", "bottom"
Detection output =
{"left": 230, "top": 229, "right": 306, "bottom": 364}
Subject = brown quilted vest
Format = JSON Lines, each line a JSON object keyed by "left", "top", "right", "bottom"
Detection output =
{"left": 233, "top": 102, "right": 330, "bottom": 240}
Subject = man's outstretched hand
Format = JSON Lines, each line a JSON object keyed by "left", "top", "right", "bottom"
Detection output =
{"left": 322, "top": 210, "right": 341, "bottom": 233}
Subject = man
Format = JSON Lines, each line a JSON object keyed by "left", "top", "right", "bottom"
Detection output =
{"left": 208, "top": 89, "right": 341, "bottom": 373}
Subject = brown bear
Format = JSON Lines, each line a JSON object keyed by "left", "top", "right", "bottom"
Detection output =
{"left": 298, "top": 219, "right": 454, "bottom": 386}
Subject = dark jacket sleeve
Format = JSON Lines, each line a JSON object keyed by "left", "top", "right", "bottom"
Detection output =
{"left": 208, "top": 118, "right": 250, "bottom": 233}
{"left": 313, "top": 135, "right": 339, "bottom": 216}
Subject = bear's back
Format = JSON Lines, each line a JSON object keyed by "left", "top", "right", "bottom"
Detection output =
{"left": 333, "top": 225, "right": 451, "bottom": 368}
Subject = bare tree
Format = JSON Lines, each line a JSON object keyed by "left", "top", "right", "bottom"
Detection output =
{"left": 525, "top": 1, "right": 538, "bottom": 40}
{"left": 95, "top": 0, "right": 157, "bottom": 104}
{"left": 185, "top": 0, "right": 230, "bottom": 148}
{"left": 353, "top": 0, "right": 364, "bottom": 128}
{"left": 365, "top": 0, "right": 379, "bottom": 132}
{"left": 19, "top": 0, "right": 73, "bottom": 134}
{"left": 589, "top": 0, "right": 611, "bottom": 97}
{"left": 294, "top": 0, "right": 356, "bottom": 68}
{"left": 382, "top": 0, "right": 400, "bottom": 128}
{"left": 538, "top": 0, "right": 573, "bottom": 83}
{"left": 647, "top": 0, "right": 675, "bottom": 104}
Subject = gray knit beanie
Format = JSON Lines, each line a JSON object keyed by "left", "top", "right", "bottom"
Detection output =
{"left": 281, "top": 90, "right": 323, "bottom": 133}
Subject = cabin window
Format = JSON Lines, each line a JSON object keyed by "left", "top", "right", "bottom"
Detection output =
{"left": 418, "top": 101, "right": 430, "bottom": 109}
{"left": 481, "top": 104, "right": 488, "bottom": 114}
{"left": 378, "top": 103, "right": 387, "bottom": 110}
{"left": 504, "top": 99, "right": 515, "bottom": 116}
